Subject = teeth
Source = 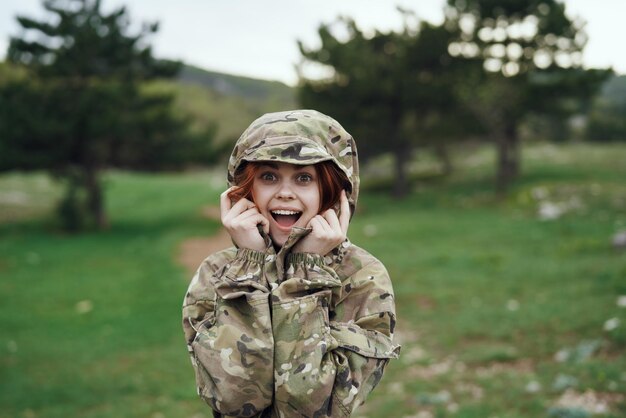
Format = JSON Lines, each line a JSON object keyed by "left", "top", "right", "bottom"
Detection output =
{"left": 271, "top": 210, "right": 300, "bottom": 215}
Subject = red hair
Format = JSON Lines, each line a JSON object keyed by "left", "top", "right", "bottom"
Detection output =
{"left": 228, "top": 161, "right": 349, "bottom": 213}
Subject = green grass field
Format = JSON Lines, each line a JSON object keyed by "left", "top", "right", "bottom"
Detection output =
{"left": 1, "top": 143, "right": 624, "bottom": 418}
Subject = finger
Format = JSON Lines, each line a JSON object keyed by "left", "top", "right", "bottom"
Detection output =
{"left": 311, "top": 215, "right": 332, "bottom": 234}
{"left": 219, "top": 187, "right": 236, "bottom": 218}
{"left": 321, "top": 208, "right": 341, "bottom": 232}
{"left": 234, "top": 207, "right": 261, "bottom": 222}
{"left": 339, "top": 190, "right": 350, "bottom": 234}
{"left": 248, "top": 214, "right": 270, "bottom": 233}
{"left": 227, "top": 208, "right": 265, "bottom": 231}
{"left": 257, "top": 214, "right": 270, "bottom": 232}
{"left": 227, "top": 211, "right": 258, "bottom": 229}
{"left": 239, "top": 212, "right": 266, "bottom": 224}
{"left": 228, "top": 211, "right": 268, "bottom": 234}
{"left": 226, "top": 197, "right": 256, "bottom": 219}
{"left": 260, "top": 216, "right": 270, "bottom": 234}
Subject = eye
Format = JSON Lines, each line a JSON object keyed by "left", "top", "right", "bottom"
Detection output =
{"left": 259, "top": 172, "right": 277, "bottom": 182}
{"left": 296, "top": 173, "right": 314, "bottom": 183}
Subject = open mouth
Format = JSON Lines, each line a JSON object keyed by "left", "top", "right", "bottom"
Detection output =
{"left": 270, "top": 209, "right": 302, "bottom": 228}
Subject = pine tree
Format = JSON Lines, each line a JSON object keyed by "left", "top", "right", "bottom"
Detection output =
{"left": 2, "top": 0, "right": 208, "bottom": 230}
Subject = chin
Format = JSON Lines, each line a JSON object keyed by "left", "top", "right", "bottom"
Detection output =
{"left": 270, "top": 232, "right": 288, "bottom": 248}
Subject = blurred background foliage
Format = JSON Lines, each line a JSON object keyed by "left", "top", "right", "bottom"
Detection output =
{"left": 0, "top": 0, "right": 623, "bottom": 231}
{"left": 0, "top": 0, "right": 625, "bottom": 417}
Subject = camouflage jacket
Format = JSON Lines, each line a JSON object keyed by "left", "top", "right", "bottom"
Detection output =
{"left": 182, "top": 230, "right": 399, "bottom": 417}
{"left": 182, "top": 110, "right": 400, "bottom": 417}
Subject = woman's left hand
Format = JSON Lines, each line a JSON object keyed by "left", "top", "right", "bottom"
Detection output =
{"left": 293, "top": 190, "right": 350, "bottom": 255}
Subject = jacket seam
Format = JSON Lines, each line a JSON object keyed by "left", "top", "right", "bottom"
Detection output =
{"left": 236, "top": 248, "right": 267, "bottom": 263}
{"left": 331, "top": 387, "right": 352, "bottom": 417}
{"left": 182, "top": 298, "right": 214, "bottom": 309}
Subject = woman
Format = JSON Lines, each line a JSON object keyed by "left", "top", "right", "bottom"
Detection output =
{"left": 182, "top": 109, "right": 400, "bottom": 417}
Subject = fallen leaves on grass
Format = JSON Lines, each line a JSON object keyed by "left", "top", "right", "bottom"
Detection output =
{"left": 401, "top": 345, "right": 427, "bottom": 364}
{"left": 603, "top": 317, "right": 619, "bottom": 332}
{"left": 553, "top": 389, "right": 625, "bottom": 415}
{"left": 526, "top": 380, "right": 542, "bottom": 393}
{"left": 554, "top": 340, "right": 603, "bottom": 363}
{"left": 75, "top": 299, "right": 93, "bottom": 314}
{"left": 402, "top": 412, "right": 433, "bottom": 418}
{"left": 454, "top": 382, "right": 484, "bottom": 400}
{"left": 474, "top": 358, "right": 535, "bottom": 378}
{"left": 506, "top": 299, "right": 520, "bottom": 311}
{"left": 612, "top": 231, "right": 626, "bottom": 250}
{"left": 405, "top": 357, "right": 457, "bottom": 380}
{"left": 552, "top": 374, "right": 580, "bottom": 391}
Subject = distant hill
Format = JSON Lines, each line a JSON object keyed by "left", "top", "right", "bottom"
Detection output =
{"left": 163, "top": 64, "right": 297, "bottom": 146}
{"left": 1, "top": 60, "right": 297, "bottom": 154}
{"left": 178, "top": 65, "right": 294, "bottom": 104}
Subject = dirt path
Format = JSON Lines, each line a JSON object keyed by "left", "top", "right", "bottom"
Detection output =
{"left": 176, "top": 205, "right": 231, "bottom": 276}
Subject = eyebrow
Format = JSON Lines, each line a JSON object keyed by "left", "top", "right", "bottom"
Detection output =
{"left": 258, "top": 163, "right": 313, "bottom": 171}
{"left": 259, "top": 162, "right": 279, "bottom": 169}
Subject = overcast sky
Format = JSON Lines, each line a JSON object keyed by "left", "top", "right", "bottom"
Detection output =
{"left": 0, "top": 0, "right": 623, "bottom": 85}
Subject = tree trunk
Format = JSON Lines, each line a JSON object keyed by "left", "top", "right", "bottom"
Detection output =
{"left": 434, "top": 142, "right": 453, "bottom": 176}
{"left": 84, "top": 167, "right": 109, "bottom": 230}
{"left": 392, "top": 139, "right": 412, "bottom": 198}
{"left": 495, "top": 123, "right": 520, "bottom": 195}
{"left": 57, "top": 172, "right": 84, "bottom": 232}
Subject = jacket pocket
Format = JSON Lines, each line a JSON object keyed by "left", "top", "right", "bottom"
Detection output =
{"left": 272, "top": 291, "right": 336, "bottom": 417}
{"left": 191, "top": 293, "right": 273, "bottom": 417}
{"left": 327, "top": 320, "right": 400, "bottom": 415}
{"left": 329, "top": 349, "right": 389, "bottom": 416}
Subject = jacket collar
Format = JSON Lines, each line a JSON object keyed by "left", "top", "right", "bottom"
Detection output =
{"left": 262, "top": 226, "right": 349, "bottom": 268}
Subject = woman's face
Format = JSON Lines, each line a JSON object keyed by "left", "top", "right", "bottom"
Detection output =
{"left": 251, "top": 162, "right": 320, "bottom": 247}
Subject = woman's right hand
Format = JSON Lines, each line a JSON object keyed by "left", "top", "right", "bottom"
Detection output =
{"left": 220, "top": 187, "right": 269, "bottom": 252}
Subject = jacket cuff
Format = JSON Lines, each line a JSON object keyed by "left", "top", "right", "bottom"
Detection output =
{"left": 286, "top": 252, "right": 325, "bottom": 267}
{"left": 212, "top": 248, "right": 269, "bottom": 298}
{"left": 236, "top": 247, "right": 267, "bottom": 263}
{"left": 330, "top": 321, "right": 401, "bottom": 359}
{"left": 283, "top": 252, "right": 342, "bottom": 291}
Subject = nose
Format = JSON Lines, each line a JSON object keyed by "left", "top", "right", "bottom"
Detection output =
{"left": 276, "top": 182, "right": 295, "bottom": 200}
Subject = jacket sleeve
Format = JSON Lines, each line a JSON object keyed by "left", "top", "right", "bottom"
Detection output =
{"left": 272, "top": 251, "right": 400, "bottom": 417}
{"left": 182, "top": 248, "right": 274, "bottom": 417}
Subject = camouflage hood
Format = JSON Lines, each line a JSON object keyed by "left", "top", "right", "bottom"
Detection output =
{"left": 227, "top": 109, "right": 360, "bottom": 215}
